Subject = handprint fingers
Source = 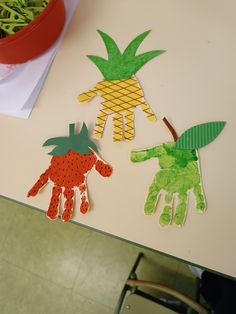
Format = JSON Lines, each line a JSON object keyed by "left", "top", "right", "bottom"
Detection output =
{"left": 159, "top": 193, "right": 173, "bottom": 227}
{"left": 62, "top": 187, "right": 75, "bottom": 222}
{"left": 193, "top": 184, "right": 206, "bottom": 212}
{"left": 124, "top": 110, "right": 134, "bottom": 141}
{"left": 130, "top": 150, "right": 148, "bottom": 163}
{"left": 140, "top": 101, "right": 156, "bottom": 122}
{"left": 130, "top": 145, "right": 164, "bottom": 163}
{"left": 78, "top": 89, "right": 97, "bottom": 103}
{"left": 113, "top": 113, "right": 123, "bottom": 142}
{"left": 27, "top": 169, "right": 49, "bottom": 197}
{"left": 47, "top": 186, "right": 62, "bottom": 221}
{"left": 174, "top": 191, "right": 188, "bottom": 226}
{"left": 144, "top": 180, "right": 161, "bottom": 215}
{"left": 94, "top": 109, "right": 108, "bottom": 139}
{"left": 95, "top": 160, "right": 113, "bottom": 177}
{"left": 79, "top": 183, "right": 89, "bottom": 214}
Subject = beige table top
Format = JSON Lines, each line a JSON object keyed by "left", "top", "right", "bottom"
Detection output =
{"left": 1, "top": 0, "right": 236, "bottom": 278}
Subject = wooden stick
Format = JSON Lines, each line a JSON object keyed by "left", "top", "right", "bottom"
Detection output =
{"left": 162, "top": 117, "right": 178, "bottom": 142}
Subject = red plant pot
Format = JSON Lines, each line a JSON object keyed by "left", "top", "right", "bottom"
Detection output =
{"left": 0, "top": 0, "right": 66, "bottom": 64}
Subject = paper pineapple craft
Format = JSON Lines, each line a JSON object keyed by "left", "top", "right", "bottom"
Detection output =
{"left": 78, "top": 30, "right": 165, "bottom": 142}
{"left": 28, "top": 123, "right": 112, "bottom": 222}
{"left": 131, "top": 119, "right": 226, "bottom": 227}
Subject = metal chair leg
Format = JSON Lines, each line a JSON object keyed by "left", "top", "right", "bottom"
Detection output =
{"left": 114, "top": 252, "right": 144, "bottom": 314}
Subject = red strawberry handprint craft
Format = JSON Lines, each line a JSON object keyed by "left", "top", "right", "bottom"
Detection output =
{"left": 27, "top": 123, "right": 112, "bottom": 222}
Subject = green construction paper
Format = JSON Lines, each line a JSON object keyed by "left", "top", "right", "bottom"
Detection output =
{"left": 131, "top": 142, "right": 206, "bottom": 227}
{"left": 175, "top": 121, "right": 226, "bottom": 150}
{"left": 97, "top": 30, "right": 122, "bottom": 60}
{"left": 43, "top": 123, "right": 98, "bottom": 156}
{"left": 87, "top": 30, "right": 165, "bottom": 81}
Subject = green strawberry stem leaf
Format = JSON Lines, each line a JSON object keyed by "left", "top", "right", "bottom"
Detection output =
{"left": 175, "top": 121, "right": 226, "bottom": 149}
{"left": 43, "top": 122, "right": 98, "bottom": 156}
{"left": 69, "top": 123, "right": 75, "bottom": 137}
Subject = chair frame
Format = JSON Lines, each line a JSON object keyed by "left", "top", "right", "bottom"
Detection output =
{"left": 114, "top": 252, "right": 209, "bottom": 314}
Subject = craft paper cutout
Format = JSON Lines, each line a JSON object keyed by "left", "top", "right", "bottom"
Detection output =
{"left": 27, "top": 123, "right": 113, "bottom": 222}
{"left": 175, "top": 121, "right": 226, "bottom": 149}
{"left": 43, "top": 123, "right": 98, "bottom": 155}
{"left": 130, "top": 118, "right": 226, "bottom": 227}
{"left": 78, "top": 30, "right": 165, "bottom": 142}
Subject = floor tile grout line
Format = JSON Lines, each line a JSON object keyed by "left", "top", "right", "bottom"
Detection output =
{"left": 63, "top": 231, "right": 94, "bottom": 310}
{"left": 71, "top": 231, "right": 106, "bottom": 290}
{"left": 0, "top": 199, "right": 198, "bottom": 312}
{"left": 75, "top": 290, "right": 115, "bottom": 311}
{"left": 69, "top": 231, "right": 122, "bottom": 310}
{"left": 0, "top": 213, "right": 20, "bottom": 255}
{"left": 0, "top": 256, "right": 75, "bottom": 291}
{"left": 70, "top": 230, "right": 93, "bottom": 291}
{"left": 0, "top": 202, "right": 94, "bottom": 291}
{"left": 70, "top": 234, "right": 125, "bottom": 310}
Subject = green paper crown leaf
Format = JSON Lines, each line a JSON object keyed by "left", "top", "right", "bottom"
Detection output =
{"left": 123, "top": 30, "right": 151, "bottom": 58}
{"left": 43, "top": 123, "right": 98, "bottom": 156}
{"left": 175, "top": 121, "right": 226, "bottom": 150}
{"left": 87, "top": 30, "right": 165, "bottom": 81}
{"left": 97, "top": 30, "right": 122, "bottom": 60}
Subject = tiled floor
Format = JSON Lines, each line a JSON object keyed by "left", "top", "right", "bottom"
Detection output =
{"left": 0, "top": 197, "right": 197, "bottom": 314}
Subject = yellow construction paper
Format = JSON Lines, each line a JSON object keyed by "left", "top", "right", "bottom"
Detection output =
{"left": 78, "top": 30, "right": 165, "bottom": 142}
{"left": 79, "top": 76, "right": 156, "bottom": 142}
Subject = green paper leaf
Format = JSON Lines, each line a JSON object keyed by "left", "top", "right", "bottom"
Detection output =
{"left": 123, "top": 30, "right": 151, "bottom": 58}
{"left": 43, "top": 122, "right": 98, "bottom": 156}
{"left": 88, "top": 30, "right": 165, "bottom": 81}
{"left": 80, "top": 122, "right": 89, "bottom": 137}
{"left": 131, "top": 50, "right": 165, "bottom": 74}
{"left": 87, "top": 55, "right": 108, "bottom": 77}
{"left": 97, "top": 30, "right": 122, "bottom": 60}
{"left": 48, "top": 145, "right": 70, "bottom": 156}
{"left": 43, "top": 137, "right": 68, "bottom": 147}
{"left": 87, "top": 141, "right": 98, "bottom": 152}
{"left": 175, "top": 121, "right": 226, "bottom": 149}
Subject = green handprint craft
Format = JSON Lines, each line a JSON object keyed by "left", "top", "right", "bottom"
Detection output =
{"left": 131, "top": 120, "right": 226, "bottom": 227}
{"left": 131, "top": 143, "right": 205, "bottom": 226}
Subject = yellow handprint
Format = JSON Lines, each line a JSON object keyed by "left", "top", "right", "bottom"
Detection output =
{"left": 79, "top": 77, "right": 156, "bottom": 142}
{"left": 78, "top": 30, "right": 165, "bottom": 142}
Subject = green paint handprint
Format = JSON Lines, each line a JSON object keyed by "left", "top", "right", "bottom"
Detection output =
{"left": 131, "top": 120, "right": 226, "bottom": 227}
{"left": 131, "top": 142, "right": 205, "bottom": 226}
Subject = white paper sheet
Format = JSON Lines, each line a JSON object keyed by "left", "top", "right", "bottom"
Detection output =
{"left": 0, "top": 0, "right": 79, "bottom": 119}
